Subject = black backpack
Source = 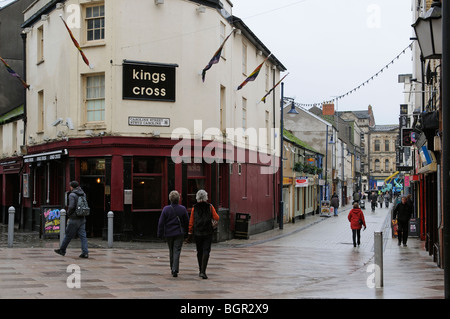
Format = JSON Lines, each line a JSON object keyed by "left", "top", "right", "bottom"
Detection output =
{"left": 75, "top": 195, "right": 90, "bottom": 217}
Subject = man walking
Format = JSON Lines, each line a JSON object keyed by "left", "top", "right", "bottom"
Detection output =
{"left": 55, "top": 181, "right": 89, "bottom": 258}
{"left": 393, "top": 196, "right": 413, "bottom": 247}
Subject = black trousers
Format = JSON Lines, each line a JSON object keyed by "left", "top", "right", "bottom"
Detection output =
{"left": 195, "top": 234, "right": 213, "bottom": 272}
{"left": 352, "top": 229, "right": 361, "bottom": 246}
{"left": 397, "top": 221, "right": 409, "bottom": 245}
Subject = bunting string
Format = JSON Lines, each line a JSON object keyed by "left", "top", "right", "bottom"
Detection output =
{"left": 296, "top": 42, "right": 413, "bottom": 108}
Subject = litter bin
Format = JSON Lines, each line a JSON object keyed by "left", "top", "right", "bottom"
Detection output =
{"left": 234, "top": 213, "right": 251, "bottom": 239}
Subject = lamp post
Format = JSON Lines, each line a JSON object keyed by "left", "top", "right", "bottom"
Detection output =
{"left": 412, "top": 1, "right": 442, "bottom": 60}
{"left": 279, "top": 87, "right": 299, "bottom": 230}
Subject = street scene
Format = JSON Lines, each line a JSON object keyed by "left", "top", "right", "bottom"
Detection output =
{"left": 0, "top": 203, "right": 444, "bottom": 299}
{"left": 0, "top": 0, "right": 449, "bottom": 301}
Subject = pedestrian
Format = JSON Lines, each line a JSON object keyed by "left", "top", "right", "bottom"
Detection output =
{"left": 378, "top": 193, "right": 383, "bottom": 208}
{"left": 54, "top": 181, "right": 89, "bottom": 258}
{"left": 330, "top": 192, "right": 339, "bottom": 216}
{"left": 370, "top": 191, "right": 377, "bottom": 212}
{"left": 157, "top": 190, "right": 189, "bottom": 277}
{"left": 353, "top": 190, "right": 361, "bottom": 203}
{"left": 393, "top": 196, "right": 413, "bottom": 247}
{"left": 348, "top": 202, "right": 366, "bottom": 247}
{"left": 188, "top": 190, "right": 219, "bottom": 279}
{"left": 384, "top": 192, "right": 390, "bottom": 209}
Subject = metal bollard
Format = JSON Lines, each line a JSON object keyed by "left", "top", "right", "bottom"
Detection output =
{"left": 8, "top": 206, "right": 15, "bottom": 248}
{"left": 60, "top": 209, "right": 66, "bottom": 247}
{"left": 374, "top": 231, "right": 384, "bottom": 288}
{"left": 107, "top": 211, "right": 114, "bottom": 248}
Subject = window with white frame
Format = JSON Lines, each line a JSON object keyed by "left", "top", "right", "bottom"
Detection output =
{"left": 85, "top": 4, "right": 105, "bottom": 41}
{"left": 85, "top": 74, "right": 105, "bottom": 122}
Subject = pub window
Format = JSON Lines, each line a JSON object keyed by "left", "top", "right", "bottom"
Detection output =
{"left": 186, "top": 163, "right": 206, "bottom": 209}
{"left": 37, "top": 25, "right": 44, "bottom": 63}
{"left": 85, "top": 74, "right": 105, "bottom": 122}
{"left": 86, "top": 4, "right": 105, "bottom": 41}
{"left": 132, "top": 157, "right": 163, "bottom": 210}
{"left": 242, "top": 42, "right": 247, "bottom": 75}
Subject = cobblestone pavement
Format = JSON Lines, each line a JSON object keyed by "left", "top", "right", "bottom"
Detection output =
{"left": 0, "top": 204, "right": 445, "bottom": 300}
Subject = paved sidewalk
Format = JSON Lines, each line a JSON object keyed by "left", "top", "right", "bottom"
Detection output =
{"left": 0, "top": 204, "right": 445, "bottom": 299}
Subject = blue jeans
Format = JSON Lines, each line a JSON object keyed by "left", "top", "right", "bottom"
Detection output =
{"left": 60, "top": 218, "right": 89, "bottom": 255}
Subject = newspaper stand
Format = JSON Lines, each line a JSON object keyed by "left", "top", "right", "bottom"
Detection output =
{"left": 320, "top": 200, "right": 333, "bottom": 217}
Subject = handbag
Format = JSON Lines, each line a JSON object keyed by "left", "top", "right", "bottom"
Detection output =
{"left": 211, "top": 218, "right": 218, "bottom": 229}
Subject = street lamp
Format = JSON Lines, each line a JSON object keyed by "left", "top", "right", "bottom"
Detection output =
{"left": 412, "top": 0, "right": 442, "bottom": 59}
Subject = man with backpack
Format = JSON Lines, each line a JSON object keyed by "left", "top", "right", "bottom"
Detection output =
{"left": 55, "top": 181, "right": 90, "bottom": 258}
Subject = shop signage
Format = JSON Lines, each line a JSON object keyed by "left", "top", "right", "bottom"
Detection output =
{"left": 128, "top": 116, "right": 170, "bottom": 127}
{"left": 295, "top": 176, "right": 308, "bottom": 187}
{"left": 24, "top": 150, "right": 68, "bottom": 163}
{"left": 41, "top": 206, "right": 62, "bottom": 238}
{"left": 123, "top": 61, "right": 177, "bottom": 102}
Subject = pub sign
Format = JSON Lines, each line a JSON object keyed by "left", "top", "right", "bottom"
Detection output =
{"left": 123, "top": 61, "right": 177, "bottom": 102}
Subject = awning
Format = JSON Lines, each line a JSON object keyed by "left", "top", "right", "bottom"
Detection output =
{"left": 24, "top": 149, "right": 68, "bottom": 163}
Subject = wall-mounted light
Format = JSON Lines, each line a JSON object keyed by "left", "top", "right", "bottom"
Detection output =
{"left": 196, "top": 6, "right": 206, "bottom": 13}
{"left": 155, "top": 0, "right": 164, "bottom": 4}
{"left": 41, "top": 14, "right": 49, "bottom": 21}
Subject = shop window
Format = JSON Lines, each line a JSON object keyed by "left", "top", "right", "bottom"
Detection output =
{"left": 132, "top": 157, "right": 163, "bottom": 210}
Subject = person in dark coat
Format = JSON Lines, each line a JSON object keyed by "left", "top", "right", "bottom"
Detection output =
{"left": 158, "top": 190, "right": 189, "bottom": 277}
{"left": 393, "top": 196, "right": 413, "bottom": 247}
{"left": 348, "top": 202, "right": 366, "bottom": 247}
{"left": 54, "top": 181, "right": 89, "bottom": 258}
{"left": 330, "top": 193, "right": 339, "bottom": 216}
{"left": 188, "top": 190, "right": 219, "bottom": 279}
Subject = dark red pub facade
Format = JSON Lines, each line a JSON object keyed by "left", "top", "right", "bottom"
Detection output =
{"left": 6, "top": 135, "right": 277, "bottom": 241}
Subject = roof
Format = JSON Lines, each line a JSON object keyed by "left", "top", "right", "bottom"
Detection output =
{"left": 230, "top": 16, "right": 286, "bottom": 72}
{"left": 283, "top": 129, "right": 323, "bottom": 155}
{"left": 371, "top": 124, "right": 399, "bottom": 132}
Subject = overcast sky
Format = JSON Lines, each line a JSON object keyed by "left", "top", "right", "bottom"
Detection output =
{"left": 1, "top": 0, "right": 413, "bottom": 125}
{"left": 232, "top": 0, "right": 414, "bottom": 125}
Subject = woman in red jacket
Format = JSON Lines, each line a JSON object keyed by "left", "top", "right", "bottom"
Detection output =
{"left": 348, "top": 202, "right": 366, "bottom": 247}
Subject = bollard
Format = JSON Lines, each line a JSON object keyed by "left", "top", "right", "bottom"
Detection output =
{"left": 374, "top": 231, "right": 384, "bottom": 288}
{"left": 60, "top": 209, "right": 66, "bottom": 247}
{"left": 8, "top": 206, "right": 15, "bottom": 248}
{"left": 107, "top": 211, "right": 114, "bottom": 248}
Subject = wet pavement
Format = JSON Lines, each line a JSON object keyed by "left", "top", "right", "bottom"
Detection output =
{"left": 0, "top": 204, "right": 445, "bottom": 300}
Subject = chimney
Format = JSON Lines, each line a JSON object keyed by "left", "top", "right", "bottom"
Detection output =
{"left": 323, "top": 103, "right": 335, "bottom": 116}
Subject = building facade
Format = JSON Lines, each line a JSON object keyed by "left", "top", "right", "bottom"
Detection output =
{"left": 1, "top": 0, "right": 287, "bottom": 240}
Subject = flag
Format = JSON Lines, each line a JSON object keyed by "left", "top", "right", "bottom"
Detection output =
{"left": 60, "top": 15, "right": 93, "bottom": 69}
{"left": 202, "top": 30, "right": 233, "bottom": 82}
{"left": 260, "top": 73, "right": 289, "bottom": 103}
{"left": 237, "top": 54, "right": 271, "bottom": 90}
{"left": 0, "top": 56, "right": 30, "bottom": 89}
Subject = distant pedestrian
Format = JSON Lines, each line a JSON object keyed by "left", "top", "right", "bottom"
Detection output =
{"left": 330, "top": 193, "right": 339, "bottom": 216}
{"left": 348, "top": 202, "right": 366, "bottom": 247}
{"left": 188, "top": 190, "right": 219, "bottom": 279}
{"left": 393, "top": 196, "right": 413, "bottom": 247}
{"left": 378, "top": 194, "right": 383, "bottom": 208}
{"left": 370, "top": 191, "right": 377, "bottom": 212}
{"left": 54, "top": 181, "right": 89, "bottom": 258}
{"left": 157, "top": 190, "right": 189, "bottom": 277}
